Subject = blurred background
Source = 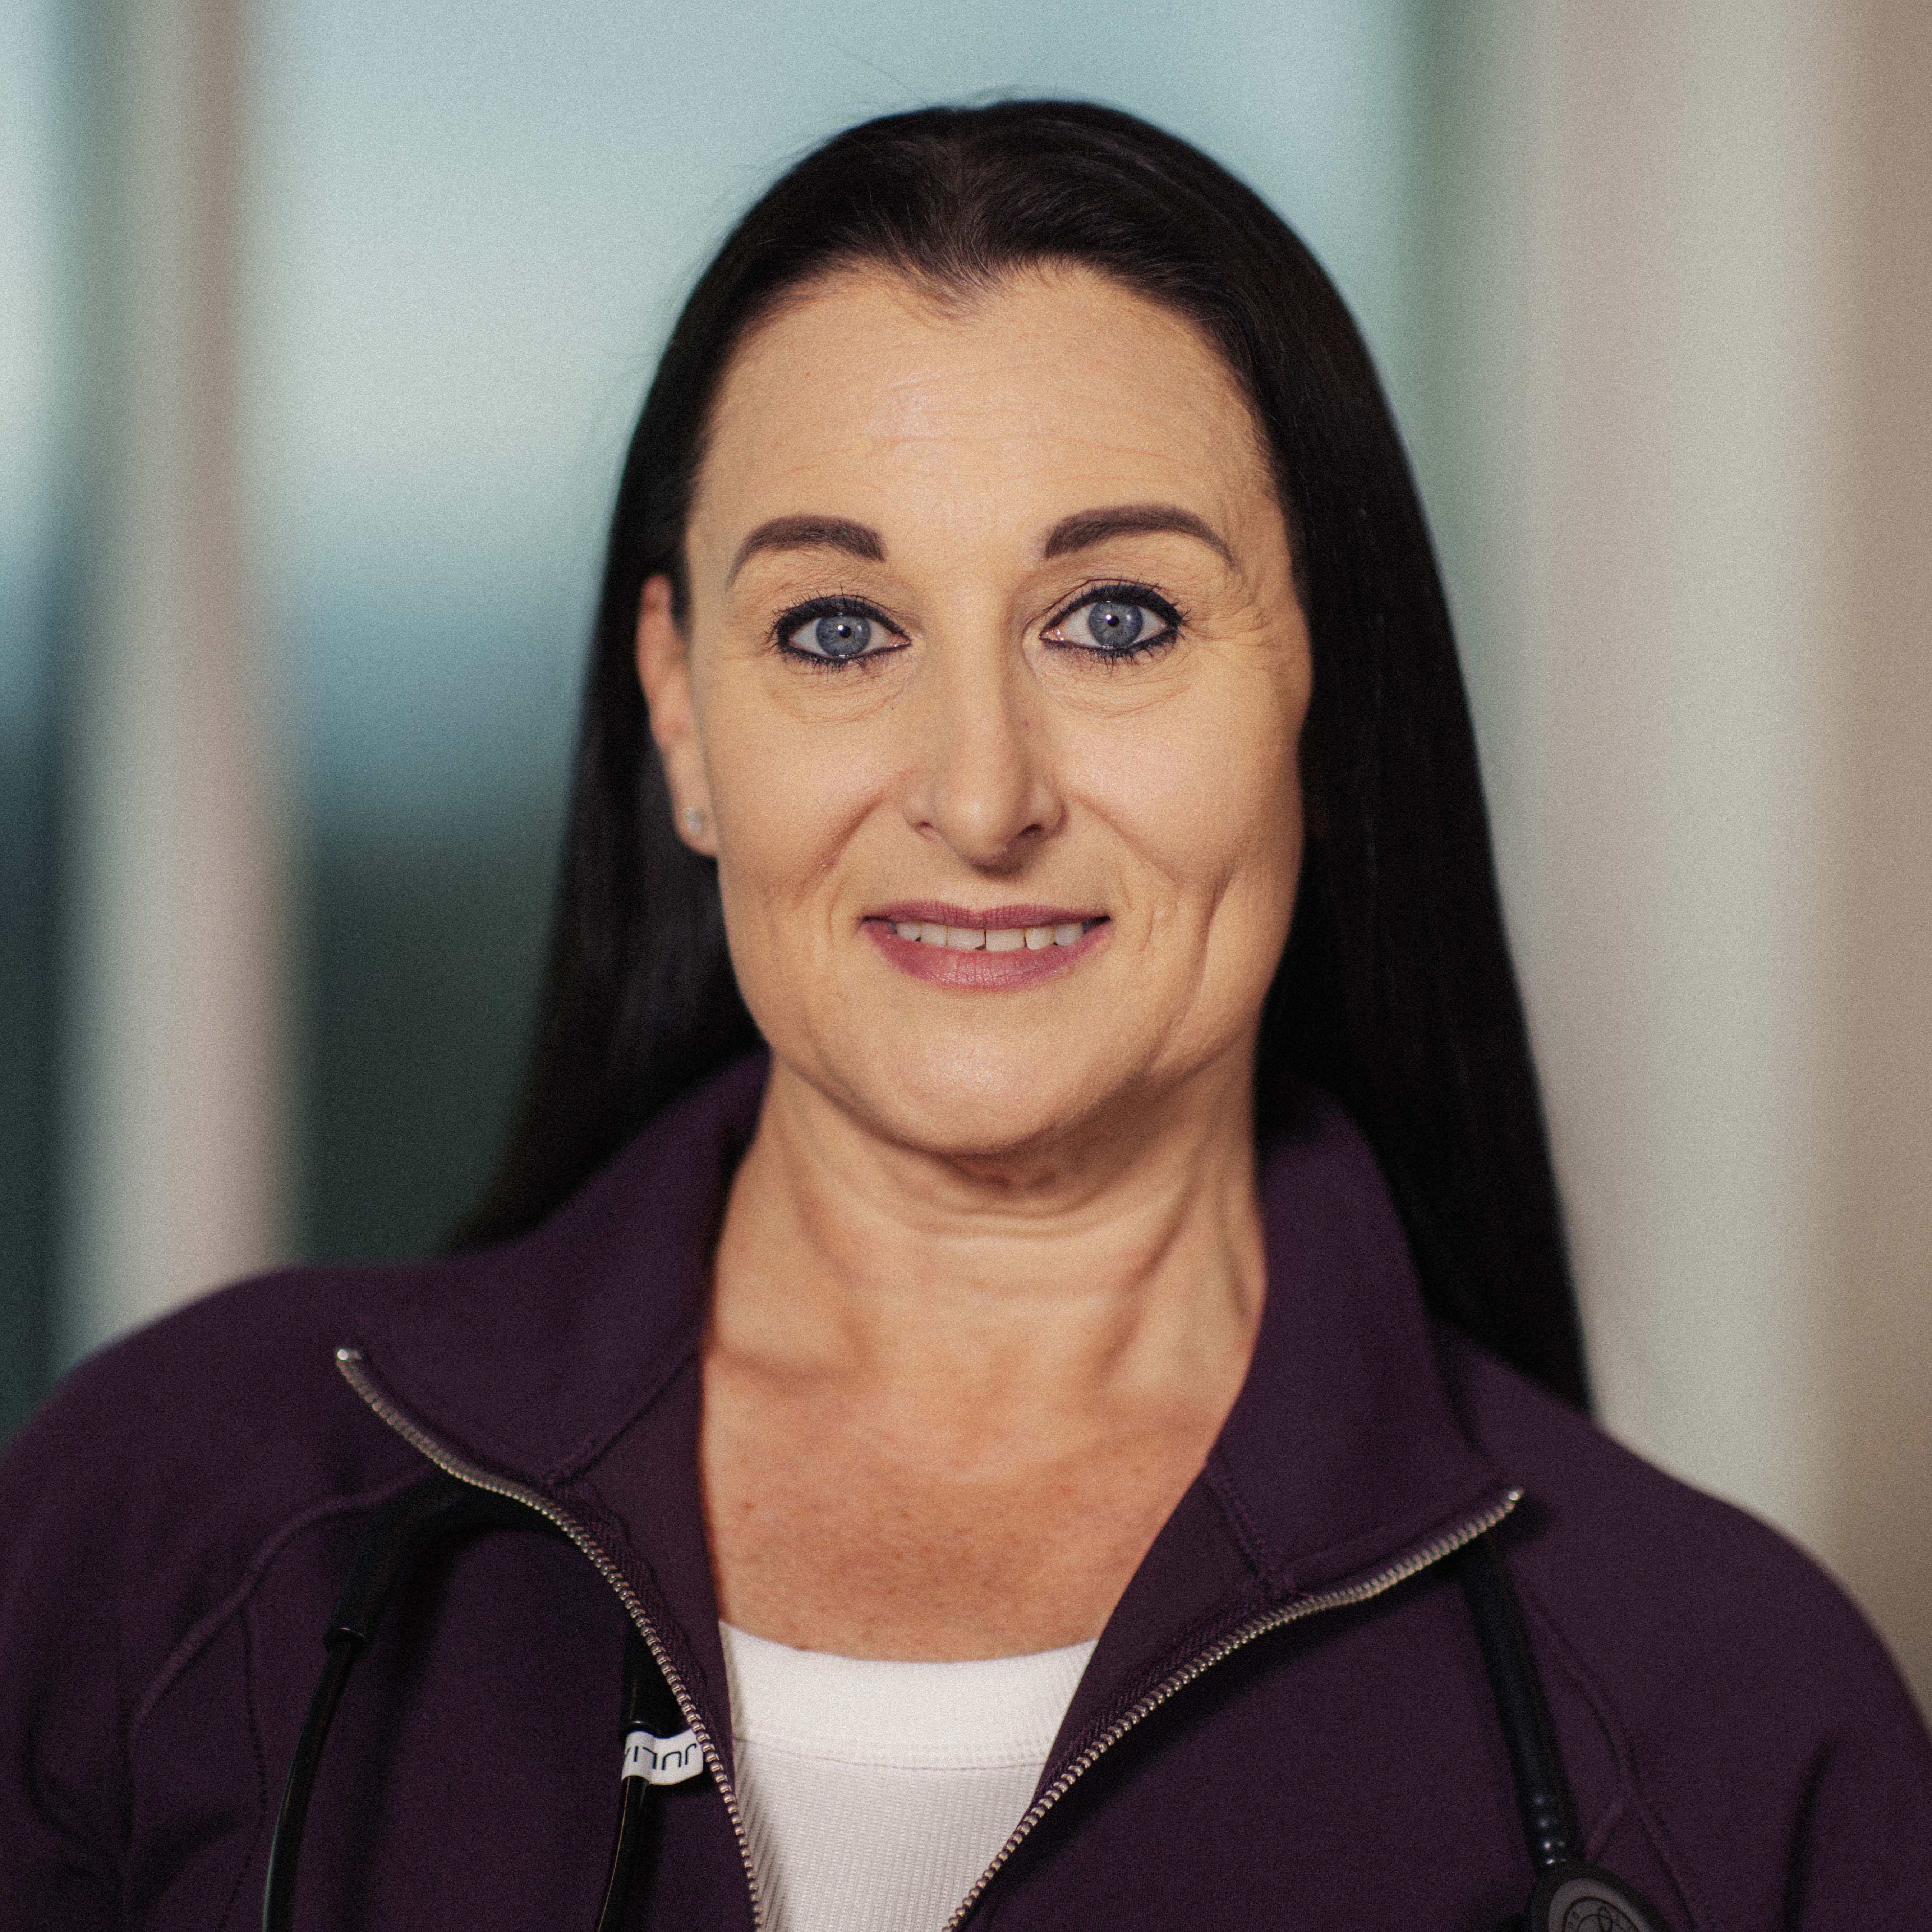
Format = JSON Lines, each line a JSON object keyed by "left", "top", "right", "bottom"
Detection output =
{"left": 2, "top": 1, "right": 1926, "bottom": 1710}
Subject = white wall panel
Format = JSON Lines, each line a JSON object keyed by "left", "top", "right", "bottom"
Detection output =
{"left": 1427, "top": 1, "right": 1929, "bottom": 1708}
{"left": 63, "top": 0, "right": 288, "bottom": 1361}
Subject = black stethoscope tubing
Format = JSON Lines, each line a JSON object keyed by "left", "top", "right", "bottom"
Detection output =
{"left": 261, "top": 1477, "right": 668, "bottom": 1932}
{"left": 262, "top": 1474, "right": 1673, "bottom": 1932}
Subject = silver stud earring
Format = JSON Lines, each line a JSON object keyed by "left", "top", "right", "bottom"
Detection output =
{"left": 683, "top": 806, "right": 707, "bottom": 836}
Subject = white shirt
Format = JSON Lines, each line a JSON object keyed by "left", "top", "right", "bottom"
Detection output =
{"left": 719, "top": 1623, "right": 1096, "bottom": 1932}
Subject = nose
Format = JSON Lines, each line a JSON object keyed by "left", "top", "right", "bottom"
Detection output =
{"left": 900, "top": 632, "right": 1063, "bottom": 870}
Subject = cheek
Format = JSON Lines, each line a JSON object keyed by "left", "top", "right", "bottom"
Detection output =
{"left": 700, "top": 674, "right": 882, "bottom": 920}
{"left": 1082, "top": 667, "right": 1306, "bottom": 948}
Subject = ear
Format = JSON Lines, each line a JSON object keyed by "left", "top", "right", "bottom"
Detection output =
{"left": 636, "top": 573, "right": 717, "bottom": 856}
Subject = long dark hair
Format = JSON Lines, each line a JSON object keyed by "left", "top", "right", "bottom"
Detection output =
{"left": 455, "top": 100, "right": 1589, "bottom": 1409}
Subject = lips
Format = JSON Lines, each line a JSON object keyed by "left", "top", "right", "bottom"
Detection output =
{"left": 864, "top": 903, "right": 1109, "bottom": 988}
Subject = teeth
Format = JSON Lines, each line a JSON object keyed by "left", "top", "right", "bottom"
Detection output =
{"left": 890, "top": 919, "right": 1092, "bottom": 950}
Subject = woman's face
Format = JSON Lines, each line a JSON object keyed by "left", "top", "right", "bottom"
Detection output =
{"left": 639, "top": 264, "right": 1311, "bottom": 1161}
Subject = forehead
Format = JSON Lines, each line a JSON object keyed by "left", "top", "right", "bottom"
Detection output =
{"left": 690, "top": 264, "right": 1273, "bottom": 549}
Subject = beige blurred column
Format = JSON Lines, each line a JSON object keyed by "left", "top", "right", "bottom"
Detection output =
{"left": 63, "top": 0, "right": 286, "bottom": 1362}
{"left": 1423, "top": 0, "right": 1929, "bottom": 1710}
{"left": 1826, "top": 0, "right": 1932, "bottom": 1717}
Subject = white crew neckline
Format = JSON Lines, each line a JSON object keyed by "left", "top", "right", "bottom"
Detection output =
{"left": 719, "top": 1622, "right": 1096, "bottom": 1770}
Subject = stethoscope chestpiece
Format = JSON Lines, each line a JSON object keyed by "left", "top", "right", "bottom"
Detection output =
{"left": 1519, "top": 1859, "right": 1674, "bottom": 1932}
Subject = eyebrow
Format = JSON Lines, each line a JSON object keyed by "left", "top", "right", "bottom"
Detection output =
{"left": 729, "top": 515, "right": 884, "bottom": 583}
{"left": 725, "top": 500, "right": 1233, "bottom": 586}
{"left": 1042, "top": 503, "right": 1233, "bottom": 565}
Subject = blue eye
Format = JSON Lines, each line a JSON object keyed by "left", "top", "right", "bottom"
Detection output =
{"left": 778, "top": 604, "right": 893, "bottom": 661}
{"left": 1050, "top": 587, "right": 1180, "bottom": 656}
{"left": 1084, "top": 599, "right": 1145, "bottom": 649}
{"left": 810, "top": 612, "right": 871, "bottom": 658}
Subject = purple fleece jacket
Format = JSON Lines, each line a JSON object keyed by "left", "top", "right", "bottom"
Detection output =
{"left": 3, "top": 1055, "right": 1928, "bottom": 1929}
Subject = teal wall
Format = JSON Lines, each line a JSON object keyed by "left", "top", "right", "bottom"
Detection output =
{"left": 0, "top": 0, "right": 72, "bottom": 1438}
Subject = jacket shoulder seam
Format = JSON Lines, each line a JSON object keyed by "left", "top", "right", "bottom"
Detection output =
{"left": 212, "top": 1595, "right": 271, "bottom": 1932}
{"left": 1513, "top": 1572, "right": 1710, "bottom": 1931}
{"left": 125, "top": 1468, "right": 426, "bottom": 1755}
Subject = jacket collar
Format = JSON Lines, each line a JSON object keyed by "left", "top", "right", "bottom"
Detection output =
{"left": 348, "top": 1053, "right": 1513, "bottom": 1771}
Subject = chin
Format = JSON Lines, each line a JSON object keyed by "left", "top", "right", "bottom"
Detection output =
{"left": 834, "top": 1029, "right": 1125, "bottom": 1164}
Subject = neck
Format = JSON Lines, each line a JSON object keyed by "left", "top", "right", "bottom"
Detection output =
{"left": 708, "top": 1054, "right": 1266, "bottom": 1436}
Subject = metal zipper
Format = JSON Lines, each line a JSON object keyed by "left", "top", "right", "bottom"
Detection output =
{"left": 939, "top": 1485, "right": 1523, "bottom": 1932}
{"left": 341, "top": 1342, "right": 1515, "bottom": 1932}
{"left": 334, "top": 1347, "right": 767, "bottom": 1930}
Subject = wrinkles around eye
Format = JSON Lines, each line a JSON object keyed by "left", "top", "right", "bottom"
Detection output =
{"left": 772, "top": 596, "right": 908, "bottom": 664}
{"left": 1040, "top": 583, "right": 1186, "bottom": 657}
{"left": 763, "top": 580, "right": 1188, "bottom": 668}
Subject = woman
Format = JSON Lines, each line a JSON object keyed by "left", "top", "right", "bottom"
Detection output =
{"left": 3, "top": 101, "right": 1927, "bottom": 1932}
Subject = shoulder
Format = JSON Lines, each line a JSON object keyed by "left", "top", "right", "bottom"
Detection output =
{"left": 5, "top": 1257, "right": 418, "bottom": 1538}
{"left": 0, "top": 1257, "right": 456, "bottom": 1912}
{"left": 0, "top": 1261, "right": 431, "bottom": 1733}
{"left": 0, "top": 1049, "right": 766, "bottom": 1630}
{"left": 1436, "top": 1328, "right": 1932, "bottom": 1908}
{"left": 1435, "top": 1331, "right": 1892, "bottom": 1690}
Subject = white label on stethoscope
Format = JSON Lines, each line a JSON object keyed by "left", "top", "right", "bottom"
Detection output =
{"left": 622, "top": 1726, "right": 705, "bottom": 1785}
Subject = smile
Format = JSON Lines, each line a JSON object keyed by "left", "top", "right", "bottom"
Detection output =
{"left": 889, "top": 919, "right": 1097, "bottom": 952}
{"left": 865, "top": 905, "right": 1110, "bottom": 988}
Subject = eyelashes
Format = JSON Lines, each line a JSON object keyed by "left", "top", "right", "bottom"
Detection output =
{"left": 769, "top": 582, "right": 1186, "bottom": 669}
{"left": 1040, "top": 583, "right": 1183, "bottom": 658}
{"left": 773, "top": 595, "right": 905, "bottom": 667}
